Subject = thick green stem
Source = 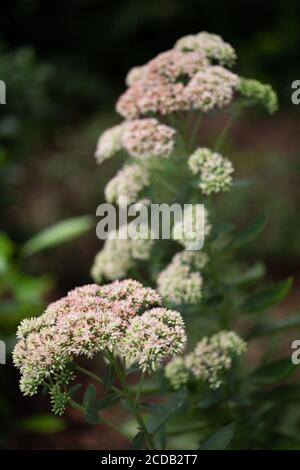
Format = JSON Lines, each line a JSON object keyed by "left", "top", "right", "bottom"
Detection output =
{"left": 190, "top": 114, "right": 202, "bottom": 150}
{"left": 76, "top": 365, "right": 102, "bottom": 384}
{"left": 135, "top": 372, "right": 145, "bottom": 405}
{"left": 214, "top": 106, "right": 241, "bottom": 152}
{"left": 106, "top": 352, "right": 156, "bottom": 450}
{"left": 155, "top": 174, "right": 178, "bottom": 195}
{"left": 76, "top": 365, "right": 121, "bottom": 394}
{"left": 207, "top": 245, "right": 230, "bottom": 329}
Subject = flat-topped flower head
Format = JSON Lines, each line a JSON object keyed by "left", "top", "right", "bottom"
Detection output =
{"left": 173, "top": 249, "right": 209, "bottom": 270}
{"left": 165, "top": 356, "right": 189, "bottom": 390}
{"left": 95, "top": 124, "right": 123, "bottom": 164}
{"left": 121, "top": 118, "right": 176, "bottom": 159}
{"left": 125, "top": 49, "right": 208, "bottom": 87}
{"left": 98, "top": 278, "right": 161, "bottom": 306}
{"left": 175, "top": 31, "right": 237, "bottom": 68}
{"left": 116, "top": 79, "right": 186, "bottom": 119}
{"left": 117, "top": 49, "right": 238, "bottom": 119}
{"left": 13, "top": 288, "right": 121, "bottom": 396}
{"left": 157, "top": 250, "right": 207, "bottom": 305}
{"left": 91, "top": 237, "right": 134, "bottom": 282}
{"left": 172, "top": 205, "right": 212, "bottom": 250}
{"left": 184, "top": 66, "right": 240, "bottom": 113}
{"left": 144, "top": 49, "right": 209, "bottom": 83}
{"left": 188, "top": 147, "right": 234, "bottom": 195}
{"left": 104, "top": 163, "right": 150, "bottom": 204}
{"left": 165, "top": 330, "right": 246, "bottom": 390}
{"left": 97, "top": 279, "right": 162, "bottom": 324}
{"left": 120, "top": 307, "right": 187, "bottom": 372}
{"left": 91, "top": 225, "right": 154, "bottom": 282}
{"left": 186, "top": 331, "right": 246, "bottom": 389}
{"left": 13, "top": 280, "right": 162, "bottom": 399}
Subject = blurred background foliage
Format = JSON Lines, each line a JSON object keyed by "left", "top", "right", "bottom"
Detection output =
{"left": 0, "top": 0, "right": 299, "bottom": 448}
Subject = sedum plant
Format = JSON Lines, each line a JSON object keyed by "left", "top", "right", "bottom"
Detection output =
{"left": 14, "top": 32, "right": 300, "bottom": 450}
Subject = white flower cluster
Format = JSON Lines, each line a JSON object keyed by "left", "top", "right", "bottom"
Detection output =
{"left": 175, "top": 31, "right": 237, "bottom": 68}
{"left": 172, "top": 205, "right": 212, "bottom": 250}
{"left": 104, "top": 163, "right": 150, "bottom": 204}
{"left": 188, "top": 147, "right": 234, "bottom": 195}
{"left": 121, "top": 118, "right": 176, "bottom": 159}
{"left": 165, "top": 331, "right": 247, "bottom": 390}
{"left": 157, "top": 250, "right": 208, "bottom": 305}
{"left": 91, "top": 224, "right": 153, "bottom": 282}
{"left": 95, "top": 124, "right": 123, "bottom": 164}
{"left": 164, "top": 356, "right": 189, "bottom": 390}
{"left": 95, "top": 118, "right": 176, "bottom": 164}
{"left": 121, "top": 307, "right": 187, "bottom": 372}
{"left": 13, "top": 280, "right": 186, "bottom": 404}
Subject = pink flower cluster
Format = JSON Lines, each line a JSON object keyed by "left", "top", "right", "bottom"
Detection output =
{"left": 13, "top": 280, "right": 186, "bottom": 395}
{"left": 184, "top": 66, "right": 240, "bottom": 112}
{"left": 116, "top": 33, "right": 239, "bottom": 119}
{"left": 126, "top": 49, "right": 209, "bottom": 85}
{"left": 121, "top": 118, "right": 176, "bottom": 159}
{"left": 117, "top": 79, "right": 186, "bottom": 119}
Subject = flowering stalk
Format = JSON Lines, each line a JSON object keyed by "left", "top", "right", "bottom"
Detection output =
{"left": 14, "top": 31, "right": 294, "bottom": 450}
{"left": 75, "top": 356, "right": 155, "bottom": 449}
{"left": 106, "top": 351, "right": 156, "bottom": 450}
{"left": 135, "top": 372, "right": 145, "bottom": 405}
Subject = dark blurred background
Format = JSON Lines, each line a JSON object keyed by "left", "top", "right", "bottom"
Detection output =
{"left": 0, "top": 0, "right": 299, "bottom": 449}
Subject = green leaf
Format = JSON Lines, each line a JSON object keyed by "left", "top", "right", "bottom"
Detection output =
{"left": 22, "top": 215, "right": 94, "bottom": 257}
{"left": 222, "top": 214, "right": 267, "bottom": 253}
{"left": 241, "top": 278, "right": 292, "bottom": 314}
{"left": 153, "top": 425, "right": 167, "bottom": 450}
{"left": 145, "top": 389, "right": 187, "bottom": 436}
{"left": 255, "top": 385, "right": 300, "bottom": 404}
{"left": 209, "top": 223, "right": 236, "bottom": 244}
{"left": 230, "top": 262, "right": 266, "bottom": 288}
{"left": 199, "top": 423, "right": 236, "bottom": 450}
{"left": 272, "top": 433, "right": 300, "bottom": 450}
{"left": 132, "top": 431, "right": 146, "bottom": 449}
{"left": 251, "top": 358, "right": 296, "bottom": 385}
{"left": 196, "top": 388, "right": 223, "bottom": 410}
{"left": 68, "top": 384, "right": 82, "bottom": 399}
{"left": 248, "top": 313, "right": 300, "bottom": 338}
{"left": 85, "top": 408, "right": 101, "bottom": 425}
{"left": 121, "top": 398, "right": 136, "bottom": 414}
{"left": 0, "top": 232, "right": 14, "bottom": 274}
{"left": 95, "top": 392, "right": 120, "bottom": 411}
{"left": 18, "top": 414, "right": 65, "bottom": 433}
{"left": 13, "top": 274, "right": 52, "bottom": 304}
{"left": 83, "top": 384, "right": 97, "bottom": 408}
